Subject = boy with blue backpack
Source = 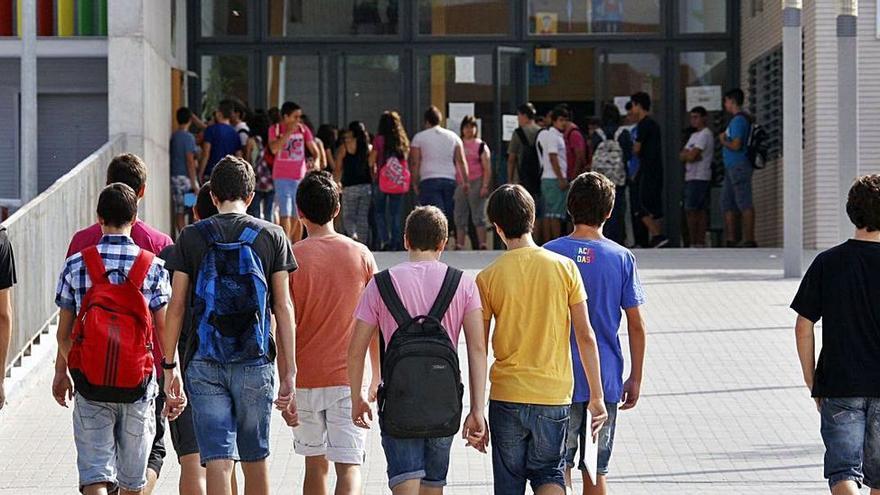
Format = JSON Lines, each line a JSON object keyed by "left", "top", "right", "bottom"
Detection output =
{"left": 163, "top": 155, "right": 298, "bottom": 495}
{"left": 347, "top": 206, "right": 488, "bottom": 495}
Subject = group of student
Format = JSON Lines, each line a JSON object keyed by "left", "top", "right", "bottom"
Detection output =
{"left": 171, "top": 99, "right": 494, "bottom": 253}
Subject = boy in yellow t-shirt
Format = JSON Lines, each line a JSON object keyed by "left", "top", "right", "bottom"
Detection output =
{"left": 476, "top": 184, "right": 608, "bottom": 495}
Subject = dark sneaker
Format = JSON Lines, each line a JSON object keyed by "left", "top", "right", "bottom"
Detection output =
{"left": 738, "top": 240, "right": 758, "bottom": 248}
{"left": 650, "top": 235, "right": 669, "bottom": 249}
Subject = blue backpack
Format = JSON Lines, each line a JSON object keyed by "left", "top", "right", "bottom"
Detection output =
{"left": 192, "top": 218, "right": 271, "bottom": 363}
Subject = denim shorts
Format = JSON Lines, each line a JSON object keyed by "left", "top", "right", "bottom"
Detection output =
{"left": 170, "top": 175, "right": 192, "bottom": 214}
{"left": 274, "top": 178, "right": 300, "bottom": 217}
{"left": 684, "top": 180, "right": 711, "bottom": 211}
{"left": 540, "top": 179, "right": 568, "bottom": 219}
{"left": 721, "top": 161, "right": 754, "bottom": 212}
{"left": 73, "top": 392, "right": 157, "bottom": 492}
{"left": 186, "top": 359, "right": 275, "bottom": 465}
{"left": 820, "top": 397, "right": 880, "bottom": 490}
{"left": 565, "top": 402, "right": 618, "bottom": 475}
{"left": 380, "top": 433, "right": 454, "bottom": 489}
{"left": 489, "top": 400, "right": 570, "bottom": 494}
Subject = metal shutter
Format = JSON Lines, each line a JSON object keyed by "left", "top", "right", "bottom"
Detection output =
{"left": 37, "top": 93, "right": 108, "bottom": 192}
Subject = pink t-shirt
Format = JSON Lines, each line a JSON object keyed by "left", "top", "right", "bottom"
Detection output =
{"left": 457, "top": 138, "right": 489, "bottom": 182}
{"left": 269, "top": 123, "right": 314, "bottom": 181}
{"left": 354, "top": 261, "right": 481, "bottom": 347}
{"left": 564, "top": 125, "right": 587, "bottom": 180}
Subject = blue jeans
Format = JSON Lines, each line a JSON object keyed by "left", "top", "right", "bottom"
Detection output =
{"left": 381, "top": 433, "right": 454, "bottom": 489}
{"left": 186, "top": 359, "right": 274, "bottom": 465}
{"left": 419, "top": 178, "right": 456, "bottom": 222}
{"left": 820, "top": 397, "right": 880, "bottom": 490}
{"left": 565, "top": 402, "right": 618, "bottom": 475}
{"left": 489, "top": 400, "right": 570, "bottom": 494}
{"left": 721, "top": 161, "right": 753, "bottom": 212}
{"left": 274, "top": 179, "right": 299, "bottom": 217}
{"left": 374, "top": 187, "right": 404, "bottom": 250}
{"left": 247, "top": 190, "right": 275, "bottom": 221}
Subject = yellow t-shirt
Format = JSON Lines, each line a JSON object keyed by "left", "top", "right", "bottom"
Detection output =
{"left": 476, "top": 246, "right": 587, "bottom": 406}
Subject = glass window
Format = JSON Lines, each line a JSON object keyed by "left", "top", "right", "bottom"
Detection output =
{"left": 267, "top": 0, "right": 398, "bottom": 37}
{"left": 419, "top": 0, "right": 510, "bottom": 36}
{"left": 266, "top": 55, "right": 321, "bottom": 116}
{"left": 417, "top": 54, "right": 495, "bottom": 141}
{"left": 603, "top": 53, "right": 662, "bottom": 114}
{"left": 529, "top": 48, "right": 598, "bottom": 126}
{"left": 200, "top": 55, "right": 250, "bottom": 117}
{"left": 201, "top": 0, "right": 248, "bottom": 37}
{"left": 344, "top": 55, "right": 401, "bottom": 131}
{"left": 528, "top": 0, "right": 660, "bottom": 35}
{"left": 679, "top": 0, "right": 727, "bottom": 33}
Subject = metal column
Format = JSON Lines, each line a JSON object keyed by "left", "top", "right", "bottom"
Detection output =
{"left": 20, "top": 0, "right": 38, "bottom": 203}
{"left": 783, "top": 1, "right": 803, "bottom": 278}
{"left": 837, "top": 0, "right": 859, "bottom": 241}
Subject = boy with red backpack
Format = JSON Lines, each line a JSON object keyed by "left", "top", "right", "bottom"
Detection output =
{"left": 55, "top": 183, "right": 179, "bottom": 495}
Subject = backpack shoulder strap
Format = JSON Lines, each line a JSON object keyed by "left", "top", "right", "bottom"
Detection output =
{"left": 595, "top": 128, "right": 608, "bottom": 143}
{"left": 127, "top": 249, "right": 155, "bottom": 289}
{"left": 428, "top": 267, "right": 463, "bottom": 321}
{"left": 514, "top": 127, "right": 528, "bottom": 146}
{"left": 194, "top": 217, "right": 223, "bottom": 246}
{"left": 81, "top": 246, "right": 107, "bottom": 285}
{"left": 238, "top": 224, "right": 262, "bottom": 245}
{"left": 613, "top": 126, "right": 626, "bottom": 141}
{"left": 375, "top": 270, "right": 412, "bottom": 328}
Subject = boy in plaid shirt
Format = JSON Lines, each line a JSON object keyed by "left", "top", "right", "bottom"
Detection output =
{"left": 55, "top": 183, "right": 181, "bottom": 495}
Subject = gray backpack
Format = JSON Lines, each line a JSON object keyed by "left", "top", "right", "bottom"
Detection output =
{"left": 592, "top": 128, "right": 627, "bottom": 186}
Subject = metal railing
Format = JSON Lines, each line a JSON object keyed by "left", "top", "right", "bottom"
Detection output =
{"left": 2, "top": 135, "right": 127, "bottom": 375}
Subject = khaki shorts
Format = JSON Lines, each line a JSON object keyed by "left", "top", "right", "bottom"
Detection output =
{"left": 292, "top": 386, "right": 367, "bottom": 465}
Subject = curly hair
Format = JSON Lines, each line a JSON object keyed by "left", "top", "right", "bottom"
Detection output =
{"left": 377, "top": 111, "right": 410, "bottom": 159}
{"left": 846, "top": 174, "right": 880, "bottom": 232}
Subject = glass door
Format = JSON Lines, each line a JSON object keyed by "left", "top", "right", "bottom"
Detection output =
{"left": 496, "top": 46, "right": 527, "bottom": 184}
{"left": 340, "top": 53, "right": 403, "bottom": 135}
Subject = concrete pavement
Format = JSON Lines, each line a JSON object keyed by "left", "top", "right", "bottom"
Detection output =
{"left": 0, "top": 249, "right": 850, "bottom": 494}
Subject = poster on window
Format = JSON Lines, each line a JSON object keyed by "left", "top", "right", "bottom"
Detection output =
{"left": 535, "top": 12, "right": 558, "bottom": 34}
{"left": 589, "top": 0, "right": 624, "bottom": 33}
{"left": 686, "top": 85, "right": 722, "bottom": 112}
{"left": 535, "top": 47, "right": 557, "bottom": 67}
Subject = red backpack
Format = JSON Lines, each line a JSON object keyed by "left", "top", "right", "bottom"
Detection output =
{"left": 67, "top": 247, "right": 155, "bottom": 403}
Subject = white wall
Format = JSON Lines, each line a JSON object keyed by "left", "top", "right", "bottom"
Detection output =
{"left": 858, "top": 1, "right": 880, "bottom": 176}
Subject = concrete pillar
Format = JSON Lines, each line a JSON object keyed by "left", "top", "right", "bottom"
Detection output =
{"left": 783, "top": 0, "right": 803, "bottom": 278}
{"left": 837, "top": 0, "right": 859, "bottom": 241}
{"left": 19, "top": 0, "right": 37, "bottom": 203}
{"left": 108, "top": 0, "right": 173, "bottom": 233}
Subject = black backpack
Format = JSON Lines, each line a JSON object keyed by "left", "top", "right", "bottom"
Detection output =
{"left": 515, "top": 127, "right": 544, "bottom": 198}
{"left": 736, "top": 112, "right": 770, "bottom": 169}
{"left": 375, "top": 267, "right": 465, "bottom": 438}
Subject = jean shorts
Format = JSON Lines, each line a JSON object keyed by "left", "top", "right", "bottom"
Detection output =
{"left": 381, "top": 433, "right": 454, "bottom": 489}
{"left": 721, "top": 161, "right": 754, "bottom": 212}
{"left": 820, "top": 397, "right": 880, "bottom": 490}
{"left": 186, "top": 359, "right": 275, "bottom": 465}
{"left": 684, "top": 180, "right": 711, "bottom": 211}
{"left": 565, "top": 402, "right": 618, "bottom": 476}
{"left": 73, "top": 391, "right": 157, "bottom": 492}
{"left": 489, "top": 400, "right": 570, "bottom": 494}
{"left": 293, "top": 386, "right": 367, "bottom": 465}
{"left": 274, "top": 178, "right": 300, "bottom": 217}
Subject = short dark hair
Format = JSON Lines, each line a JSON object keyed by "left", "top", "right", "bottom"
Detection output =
{"left": 690, "top": 106, "right": 708, "bottom": 117}
{"left": 601, "top": 103, "right": 621, "bottom": 127}
{"left": 487, "top": 184, "right": 535, "bottom": 238}
{"left": 195, "top": 181, "right": 218, "bottom": 220}
{"left": 517, "top": 103, "right": 537, "bottom": 120}
{"left": 846, "top": 174, "right": 880, "bottom": 232}
{"left": 280, "top": 101, "right": 301, "bottom": 117}
{"left": 405, "top": 206, "right": 448, "bottom": 251}
{"left": 210, "top": 155, "right": 255, "bottom": 202}
{"left": 296, "top": 171, "right": 339, "bottom": 225}
{"left": 176, "top": 107, "right": 192, "bottom": 125}
{"left": 724, "top": 88, "right": 745, "bottom": 107}
{"left": 106, "top": 153, "right": 147, "bottom": 193}
{"left": 630, "top": 92, "right": 651, "bottom": 112}
{"left": 567, "top": 172, "right": 616, "bottom": 227}
{"left": 424, "top": 106, "right": 442, "bottom": 126}
{"left": 217, "top": 99, "right": 234, "bottom": 119}
{"left": 97, "top": 183, "right": 138, "bottom": 228}
{"left": 550, "top": 106, "right": 570, "bottom": 122}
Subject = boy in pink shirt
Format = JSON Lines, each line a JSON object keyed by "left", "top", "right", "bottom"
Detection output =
{"left": 348, "top": 206, "right": 489, "bottom": 494}
{"left": 268, "top": 101, "right": 321, "bottom": 243}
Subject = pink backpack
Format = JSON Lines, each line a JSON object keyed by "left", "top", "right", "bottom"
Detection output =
{"left": 378, "top": 155, "right": 411, "bottom": 195}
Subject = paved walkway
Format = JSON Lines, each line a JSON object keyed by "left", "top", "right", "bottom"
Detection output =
{"left": 0, "top": 249, "right": 849, "bottom": 494}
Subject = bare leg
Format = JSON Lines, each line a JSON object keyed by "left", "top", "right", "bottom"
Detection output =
{"left": 121, "top": 489, "right": 145, "bottom": 495}
{"left": 175, "top": 213, "right": 187, "bottom": 236}
{"left": 549, "top": 218, "right": 562, "bottom": 242}
{"left": 391, "top": 480, "right": 421, "bottom": 495}
{"left": 698, "top": 210, "right": 709, "bottom": 246}
{"left": 240, "top": 460, "right": 270, "bottom": 495}
{"left": 143, "top": 468, "right": 158, "bottom": 495}
{"left": 724, "top": 211, "right": 737, "bottom": 243}
{"left": 205, "top": 460, "right": 235, "bottom": 495}
{"left": 333, "top": 463, "right": 362, "bottom": 495}
{"left": 304, "top": 456, "right": 330, "bottom": 495}
{"left": 456, "top": 228, "right": 468, "bottom": 250}
{"left": 476, "top": 226, "right": 487, "bottom": 249}
{"left": 582, "top": 472, "right": 607, "bottom": 495}
{"left": 741, "top": 207, "right": 756, "bottom": 243}
{"left": 179, "top": 453, "right": 207, "bottom": 495}
{"left": 419, "top": 486, "right": 443, "bottom": 495}
{"left": 83, "top": 484, "right": 110, "bottom": 495}
{"left": 870, "top": 488, "right": 880, "bottom": 495}
{"left": 535, "top": 483, "right": 565, "bottom": 495}
{"left": 290, "top": 217, "right": 304, "bottom": 244}
{"left": 641, "top": 216, "right": 662, "bottom": 238}
{"left": 830, "top": 480, "right": 860, "bottom": 495}
{"left": 279, "top": 216, "right": 292, "bottom": 238}
{"left": 231, "top": 468, "right": 238, "bottom": 495}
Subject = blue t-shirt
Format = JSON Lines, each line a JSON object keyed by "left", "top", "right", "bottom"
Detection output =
{"left": 723, "top": 114, "right": 750, "bottom": 167}
{"left": 203, "top": 123, "right": 241, "bottom": 176}
{"left": 543, "top": 236, "right": 646, "bottom": 403}
{"left": 170, "top": 130, "right": 198, "bottom": 177}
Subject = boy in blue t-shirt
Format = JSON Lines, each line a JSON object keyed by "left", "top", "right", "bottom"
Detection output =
{"left": 544, "top": 172, "right": 647, "bottom": 495}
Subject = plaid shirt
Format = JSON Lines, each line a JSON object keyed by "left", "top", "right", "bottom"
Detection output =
{"left": 55, "top": 234, "right": 171, "bottom": 314}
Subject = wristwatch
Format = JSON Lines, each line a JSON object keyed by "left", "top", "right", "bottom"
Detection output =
{"left": 162, "top": 360, "right": 178, "bottom": 370}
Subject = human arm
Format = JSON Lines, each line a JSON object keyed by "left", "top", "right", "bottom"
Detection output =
{"left": 410, "top": 147, "right": 422, "bottom": 195}
{"left": 270, "top": 270, "right": 298, "bottom": 424}
{"left": 549, "top": 153, "right": 567, "bottom": 189}
{"left": 53, "top": 309, "right": 76, "bottom": 407}
{"left": 334, "top": 146, "right": 346, "bottom": 184}
{"left": 198, "top": 141, "right": 211, "bottom": 179}
{"left": 679, "top": 146, "right": 701, "bottom": 164}
{"left": 268, "top": 125, "right": 289, "bottom": 155}
{"left": 306, "top": 140, "right": 322, "bottom": 171}
{"left": 368, "top": 147, "right": 379, "bottom": 180}
{"left": 720, "top": 117, "right": 745, "bottom": 151}
{"left": 0, "top": 288, "right": 10, "bottom": 409}
{"left": 368, "top": 332, "right": 380, "bottom": 401}
{"left": 162, "top": 274, "right": 189, "bottom": 420}
{"left": 462, "top": 309, "right": 489, "bottom": 452}
{"left": 795, "top": 316, "right": 818, "bottom": 409}
{"left": 455, "top": 143, "right": 470, "bottom": 193}
{"left": 570, "top": 301, "right": 608, "bottom": 435}
{"left": 348, "top": 319, "right": 378, "bottom": 428}
{"left": 480, "top": 146, "right": 493, "bottom": 198}
{"left": 620, "top": 306, "right": 646, "bottom": 410}
{"left": 507, "top": 153, "right": 518, "bottom": 184}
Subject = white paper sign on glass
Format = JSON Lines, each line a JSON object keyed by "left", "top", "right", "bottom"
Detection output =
{"left": 685, "top": 85, "right": 722, "bottom": 112}
{"left": 502, "top": 114, "right": 518, "bottom": 141}
{"left": 614, "top": 96, "right": 631, "bottom": 115}
{"left": 454, "top": 56, "right": 476, "bottom": 84}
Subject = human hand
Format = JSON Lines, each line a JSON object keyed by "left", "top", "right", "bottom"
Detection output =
{"left": 814, "top": 397, "right": 822, "bottom": 412}
{"left": 0, "top": 379, "right": 5, "bottom": 410}
{"left": 462, "top": 411, "right": 489, "bottom": 453}
{"left": 588, "top": 398, "right": 608, "bottom": 439}
{"left": 558, "top": 178, "right": 569, "bottom": 191}
{"left": 52, "top": 370, "right": 75, "bottom": 408}
{"left": 368, "top": 380, "right": 379, "bottom": 403}
{"left": 351, "top": 394, "right": 373, "bottom": 429}
{"left": 163, "top": 369, "right": 187, "bottom": 421}
{"left": 461, "top": 181, "right": 470, "bottom": 194}
{"left": 480, "top": 185, "right": 490, "bottom": 198}
{"left": 620, "top": 377, "right": 641, "bottom": 410}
